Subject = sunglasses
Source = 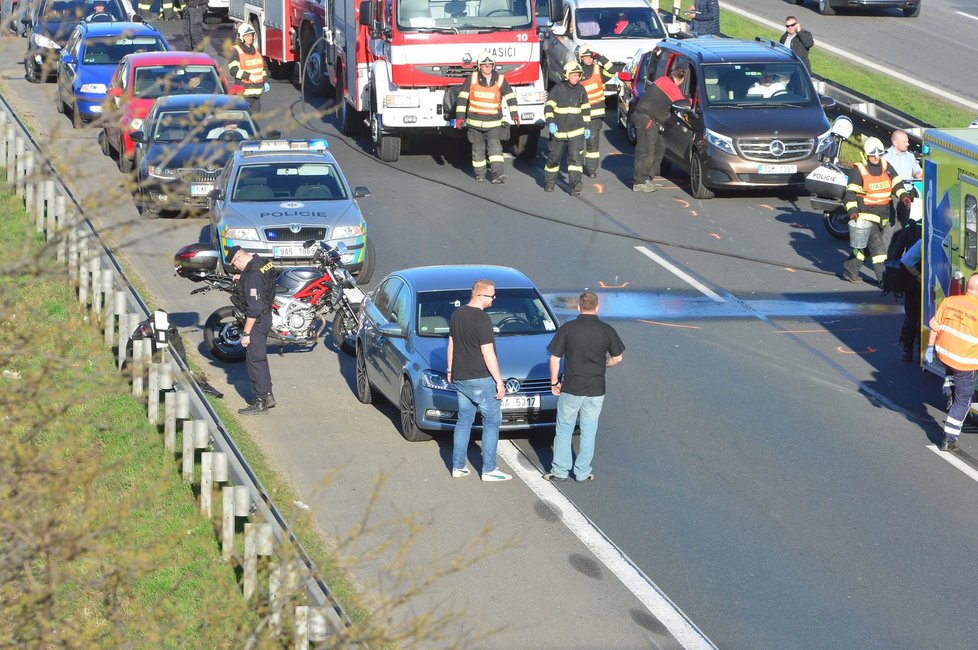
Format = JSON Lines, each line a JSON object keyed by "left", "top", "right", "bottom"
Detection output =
{"left": 785, "top": 22, "right": 797, "bottom": 27}
{"left": 479, "top": 294, "right": 496, "bottom": 299}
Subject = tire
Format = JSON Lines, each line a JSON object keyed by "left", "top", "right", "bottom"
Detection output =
{"left": 55, "top": 89, "right": 65, "bottom": 114}
{"left": 118, "top": 146, "right": 133, "bottom": 174}
{"left": 377, "top": 132, "right": 401, "bottom": 162}
{"left": 331, "top": 306, "right": 356, "bottom": 355}
{"left": 689, "top": 150, "right": 715, "bottom": 200}
{"left": 202, "top": 306, "right": 246, "bottom": 363}
{"left": 398, "top": 380, "right": 431, "bottom": 442}
{"left": 137, "top": 187, "right": 159, "bottom": 219}
{"left": 903, "top": 5, "right": 919, "bottom": 17}
{"left": 267, "top": 59, "right": 295, "bottom": 81}
{"left": 512, "top": 130, "right": 539, "bottom": 160}
{"left": 71, "top": 99, "right": 83, "bottom": 129}
{"left": 817, "top": 0, "right": 835, "bottom": 15}
{"left": 823, "top": 207, "right": 850, "bottom": 240}
{"left": 355, "top": 237, "right": 376, "bottom": 284}
{"left": 99, "top": 129, "right": 110, "bottom": 156}
{"left": 354, "top": 343, "right": 374, "bottom": 404}
{"left": 25, "top": 58, "right": 38, "bottom": 83}
{"left": 626, "top": 121, "right": 636, "bottom": 145}
{"left": 300, "top": 36, "right": 328, "bottom": 96}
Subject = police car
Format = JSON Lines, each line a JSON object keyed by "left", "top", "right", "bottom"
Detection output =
{"left": 209, "top": 139, "right": 374, "bottom": 281}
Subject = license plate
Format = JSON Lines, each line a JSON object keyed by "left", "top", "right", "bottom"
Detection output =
{"left": 501, "top": 395, "right": 540, "bottom": 410}
{"left": 274, "top": 245, "right": 316, "bottom": 257}
{"left": 190, "top": 183, "right": 213, "bottom": 196}
{"left": 758, "top": 164, "right": 797, "bottom": 174}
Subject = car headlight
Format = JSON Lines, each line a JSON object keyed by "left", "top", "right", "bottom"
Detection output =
{"left": 705, "top": 129, "right": 736, "bottom": 156}
{"left": 147, "top": 165, "right": 176, "bottom": 179}
{"left": 384, "top": 94, "right": 419, "bottom": 108}
{"left": 516, "top": 89, "right": 548, "bottom": 105}
{"left": 422, "top": 369, "right": 455, "bottom": 392}
{"left": 129, "top": 118, "right": 143, "bottom": 131}
{"left": 331, "top": 225, "right": 364, "bottom": 239}
{"left": 32, "top": 33, "right": 60, "bottom": 49}
{"left": 815, "top": 128, "right": 833, "bottom": 153}
{"left": 79, "top": 83, "right": 107, "bottom": 94}
{"left": 224, "top": 227, "right": 259, "bottom": 241}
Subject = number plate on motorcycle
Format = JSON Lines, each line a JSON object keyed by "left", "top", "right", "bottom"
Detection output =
{"left": 190, "top": 183, "right": 214, "bottom": 196}
{"left": 501, "top": 395, "right": 540, "bottom": 410}
{"left": 274, "top": 245, "right": 316, "bottom": 257}
{"left": 757, "top": 164, "right": 797, "bottom": 174}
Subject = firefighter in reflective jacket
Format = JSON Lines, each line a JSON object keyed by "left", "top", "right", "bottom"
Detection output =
{"left": 137, "top": 0, "right": 174, "bottom": 21}
{"left": 841, "top": 137, "right": 911, "bottom": 283}
{"left": 454, "top": 51, "right": 519, "bottom": 184}
{"left": 544, "top": 61, "right": 591, "bottom": 196}
{"left": 228, "top": 23, "right": 269, "bottom": 115}
{"left": 578, "top": 47, "right": 614, "bottom": 178}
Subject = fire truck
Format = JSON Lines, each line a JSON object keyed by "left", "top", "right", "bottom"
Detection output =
{"left": 232, "top": 0, "right": 558, "bottom": 161}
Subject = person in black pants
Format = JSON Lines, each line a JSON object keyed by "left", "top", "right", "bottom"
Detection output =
{"left": 182, "top": 0, "right": 207, "bottom": 51}
{"left": 630, "top": 64, "right": 689, "bottom": 192}
{"left": 227, "top": 246, "right": 277, "bottom": 415}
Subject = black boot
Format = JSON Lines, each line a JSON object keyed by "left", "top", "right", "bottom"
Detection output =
{"left": 265, "top": 392, "right": 276, "bottom": 408}
{"left": 238, "top": 396, "right": 268, "bottom": 415}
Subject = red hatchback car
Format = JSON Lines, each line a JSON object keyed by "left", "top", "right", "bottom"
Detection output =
{"left": 100, "top": 51, "right": 242, "bottom": 173}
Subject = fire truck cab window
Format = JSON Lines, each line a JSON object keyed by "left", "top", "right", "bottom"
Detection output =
{"left": 965, "top": 194, "right": 977, "bottom": 269}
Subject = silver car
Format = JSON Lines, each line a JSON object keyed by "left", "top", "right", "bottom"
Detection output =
{"left": 208, "top": 140, "right": 375, "bottom": 281}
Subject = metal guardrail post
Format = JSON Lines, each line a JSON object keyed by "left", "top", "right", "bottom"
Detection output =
{"left": 89, "top": 255, "right": 102, "bottom": 319}
{"left": 15, "top": 138, "right": 26, "bottom": 196}
{"left": 201, "top": 452, "right": 214, "bottom": 518}
{"left": 147, "top": 362, "right": 160, "bottom": 426}
{"left": 54, "top": 196, "right": 67, "bottom": 263}
{"left": 101, "top": 269, "right": 115, "bottom": 345}
{"left": 42, "top": 179, "right": 55, "bottom": 238}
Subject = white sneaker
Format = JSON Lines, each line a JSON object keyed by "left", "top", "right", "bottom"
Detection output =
{"left": 481, "top": 469, "right": 512, "bottom": 482}
{"left": 451, "top": 467, "right": 470, "bottom": 478}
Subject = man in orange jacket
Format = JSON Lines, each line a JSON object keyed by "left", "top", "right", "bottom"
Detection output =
{"left": 926, "top": 273, "right": 978, "bottom": 451}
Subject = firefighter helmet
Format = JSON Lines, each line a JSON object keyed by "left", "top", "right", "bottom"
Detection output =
{"left": 577, "top": 47, "right": 594, "bottom": 61}
{"left": 863, "top": 137, "right": 885, "bottom": 157}
{"left": 563, "top": 61, "right": 583, "bottom": 78}
{"left": 477, "top": 50, "right": 494, "bottom": 66}
{"left": 236, "top": 23, "right": 256, "bottom": 40}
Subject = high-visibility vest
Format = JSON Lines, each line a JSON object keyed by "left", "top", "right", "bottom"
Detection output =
{"left": 854, "top": 162, "right": 893, "bottom": 206}
{"left": 581, "top": 63, "right": 604, "bottom": 107}
{"left": 467, "top": 72, "right": 503, "bottom": 115}
{"left": 232, "top": 44, "right": 266, "bottom": 87}
{"left": 931, "top": 294, "right": 978, "bottom": 371}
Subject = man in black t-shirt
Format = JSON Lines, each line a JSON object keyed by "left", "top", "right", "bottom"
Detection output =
{"left": 545, "top": 290, "right": 624, "bottom": 483}
{"left": 447, "top": 279, "right": 511, "bottom": 481}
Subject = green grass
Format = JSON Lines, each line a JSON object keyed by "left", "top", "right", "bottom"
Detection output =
{"left": 675, "top": 2, "right": 975, "bottom": 128}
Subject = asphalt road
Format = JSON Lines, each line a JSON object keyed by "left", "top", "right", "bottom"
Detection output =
{"left": 8, "top": 16, "right": 978, "bottom": 648}
{"left": 722, "top": 0, "right": 978, "bottom": 109}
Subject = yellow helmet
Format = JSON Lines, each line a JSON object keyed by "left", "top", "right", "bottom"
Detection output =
{"left": 563, "top": 61, "right": 583, "bottom": 78}
{"left": 577, "top": 47, "right": 594, "bottom": 61}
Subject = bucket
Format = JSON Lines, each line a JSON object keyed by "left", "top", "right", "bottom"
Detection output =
{"left": 848, "top": 219, "right": 872, "bottom": 249}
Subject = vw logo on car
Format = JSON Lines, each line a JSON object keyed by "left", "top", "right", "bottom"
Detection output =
{"left": 505, "top": 378, "right": 521, "bottom": 394}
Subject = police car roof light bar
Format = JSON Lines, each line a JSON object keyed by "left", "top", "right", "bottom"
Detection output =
{"left": 240, "top": 139, "right": 330, "bottom": 154}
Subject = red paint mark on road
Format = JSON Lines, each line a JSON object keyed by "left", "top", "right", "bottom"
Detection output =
{"left": 759, "top": 204, "right": 774, "bottom": 210}
{"left": 784, "top": 267, "right": 796, "bottom": 273}
{"left": 598, "top": 280, "right": 629, "bottom": 288}
{"left": 836, "top": 346, "right": 877, "bottom": 355}
{"left": 594, "top": 183, "right": 605, "bottom": 194}
{"left": 709, "top": 233, "right": 721, "bottom": 239}
{"left": 638, "top": 319, "right": 700, "bottom": 329}
{"left": 674, "top": 198, "right": 690, "bottom": 208}
{"left": 690, "top": 210, "right": 698, "bottom": 217}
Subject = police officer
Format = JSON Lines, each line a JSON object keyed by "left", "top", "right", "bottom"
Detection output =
{"left": 181, "top": 0, "right": 207, "bottom": 50}
{"left": 228, "top": 23, "right": 269, "bottom": 115}
{"left": 226, "top": 246, "right": 277, "bottom": 415}
{"left": 454, "top": 51, "right": 519, "bottom": 184}
{"left": 577, "top": 47, "right": 614, "bottom": 178}
{"left": 544, "top": 61, "right": 590, "bottom": 196}
{"left": 630, "top": 63, "right": 689, "bottom": 192}
{"left": 841, "top": 137, "right": 911, "bottom": 283}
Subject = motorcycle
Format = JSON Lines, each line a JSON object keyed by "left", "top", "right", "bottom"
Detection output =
{"left": 805, "top": 115, "right": 855, "bottom": 240}
{"left": 174, "top": 240, "right": 364, "bottom": 362}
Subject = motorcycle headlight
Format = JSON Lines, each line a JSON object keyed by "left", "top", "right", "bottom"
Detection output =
{"left": 422, "top": 369, "right": 455, "bottom": 392}
{"left": 331, "top": 225, "right": 364, "bottom": 239}
{"left": 148, "top": 165, "right": 176, "bottom": 179}
{"left": 129, "top": 118, "right": 144, "bottom": 131}
{"left": 32, "top": 33, "right": 60, "bottom": 49}
{"left": 224, "top": 227, "right": 259, "bottom": 241}
{"left": 705, "top": 129, "right": 736, "bottom": 156}
{"left": 79, "top": 83, "right": 107, "bottom": 94}
{"left": 816, "top": 128, "right": 833, "bottom": 153}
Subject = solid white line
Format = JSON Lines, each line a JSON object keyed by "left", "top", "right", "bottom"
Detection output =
{"left": 498, "top": 442, "right": 717, "bottom": 650}
{"left": 928, "top": 445, "right": 978, "bottom": 482}
{"left": 720, "top": 2, "right": 978, "bottom": 113}
{"left": 955, "top": 11, "right": 978, "bottom": 22}
{"left": 634, "top": 245, "right": 726, "bottom": 303}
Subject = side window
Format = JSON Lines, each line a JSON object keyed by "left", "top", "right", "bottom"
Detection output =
{"left": 650, "top": 50, "right": 669, "bottom": 82}
{"left": 367, "top": 277, "right": 405, "bottom": 325}
{"left": 965, "top": 194, "right": 977, "bottom": 269}
{"left": 389, "top": 286, "right": 411, "bottom": 330}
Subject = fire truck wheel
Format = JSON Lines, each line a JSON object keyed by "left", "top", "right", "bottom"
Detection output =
{"left": 301, "top": 37, "right": 328, "bottom": 97}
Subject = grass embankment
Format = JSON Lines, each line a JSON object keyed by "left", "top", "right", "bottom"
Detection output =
{"left": 675, "top": 1, "right": 975, "bottom": 127}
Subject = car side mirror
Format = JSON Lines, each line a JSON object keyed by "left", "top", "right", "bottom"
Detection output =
{"left": 130, "top": 130, "right": 144, "bottom": 143}
{"left": 550, "top": 24, "right": 566, "bottom": 36}
{"left": 377, "top": 322, "right": 406, "bottom": 338}
{"left": 208, "top": 188, "right": 223, "bottom": 200}
{"left": 353, "top": 186, "right": 370, "bottom": 198}
{"left": 107, "top": 86, "right": 123, "bottom": 97}
{"left": 358, "top": 0, "right": 371, "bottom": 26}
{"left": 61, "top": 52, "right": 74, "bottom": 65}
{"left": 617, "top": 70, "right": 632, "bottom": 83}
{"left": 819, "top": 95, "right": 837, "bottom": 111}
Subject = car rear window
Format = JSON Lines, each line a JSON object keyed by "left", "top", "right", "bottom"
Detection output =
{"left": 416, "top": 288, "right": 557, "bottom": 338}
{"left": 82, "top": 35, "right": 166, "bottom": 64}
{"left": 231, "top": 162, "right": 347, "bottom": 201}
{"left": 133, "top": 64, "right": 224, "bottom": 98}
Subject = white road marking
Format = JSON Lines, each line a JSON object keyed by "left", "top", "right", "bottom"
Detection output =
{"left": 634, "top": 245, "right": 726, "bottom": 303}
{"left": 955, "top": 10, "right": 978, "bottom": 21}
{"left": 721, "top": 2, "right": 978, "bottom": 112}
{"left": 928, "top": 445, "right": 978, "bottom": 482}
{"left": 498, "top": 442, "right": 717, "bottom": 650}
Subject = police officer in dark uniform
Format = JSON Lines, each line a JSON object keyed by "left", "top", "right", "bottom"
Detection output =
{"left": 181, "top": 0, "right": 207, "bottom": 50}
{"left": 226, "top": 246, "right": 277, "bottom": 415}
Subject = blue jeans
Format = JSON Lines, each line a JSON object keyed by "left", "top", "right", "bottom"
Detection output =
{"left": 452, "top": 377, "right": 502, "bottom": 473}
{"left": 551, "top": 393, "right": 605, "bottom": 480}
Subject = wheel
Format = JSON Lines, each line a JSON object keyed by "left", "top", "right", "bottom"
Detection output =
{"left": 202, "top": 306, "right": 246, "bottom": 363}
{"left": 903, "top": 4, "right": 919, "bottom": 17}
{"left": 137, "top": 187, "right": 158, "bottom": 219}
{"left": 301, "top": 36, "right": 328, "bottom": 96}
{"left": 25, "top": 58, "right": 38, "bottom": 83}
{"left": 118, "top": 146, "right": 133, "bottom": 174}
{"left": 354, "top": 343, "right": 374, "bottom": 404}
{"left": 823, "top": 207, "right": 850, "bottom": 240}
{"left": 355, "top": 237, "right": 376, "bottom": 284}
{"left": 267, "top": 59, "right": 295, "bottom": 81}
{"left": 817, "top": 0, "right": 835, "bottom": 15}
{"left": 71, "top": 99, "right": 83, "bottom": 129}
{"left": 99, "top": 129, "right": 110, "bottom": 156}
{"left": 331, "top": 306, "right": 356, "bottom": 355}
{"left": 55, "top": 89, "right": 65, "bottom": 114}
{"left": 398, "top": 380, "right": 432, "bottom": 442}
{"left": 626, "top": 120, "right": 636, "bottom": 145}
{"left": 689, "top": 150, "right": 715, "bottom": 200}
{"left": 337, "top": 70, "right": 362, "bottom": 136}
{"left": 512, "top": 130, "right": 539, "bottom": 160}
{"left": 376, "top": 131, "right": 401, "bottom": 162}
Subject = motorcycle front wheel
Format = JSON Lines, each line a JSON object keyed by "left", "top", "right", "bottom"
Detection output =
{"left": 203, "top": 306, "right": 246, "bottom": 363}
{"left": 331, "top": 304, "right": 357, "bottom": 356}
{"left": 823, "top": 207, "right": 850, "bottom": 240}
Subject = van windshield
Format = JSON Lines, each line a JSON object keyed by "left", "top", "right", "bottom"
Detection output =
{"left": 701, "top": 63, "right": 815, "bottom": 107}
{"left": 574, "top": 7, "right": 664, "bottom": 39}
{"left": 396, "top": 0, "right": 532, "bottom": 31}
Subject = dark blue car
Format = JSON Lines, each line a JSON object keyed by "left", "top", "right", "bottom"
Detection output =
{"left": 25, "top": 0, "right": 128, "bottom": 83}
{"left": 56, "top": 20, "right": 168, "bottom": 126}
{"left": 354, "top": 265, "right": 560, "bottom": 442}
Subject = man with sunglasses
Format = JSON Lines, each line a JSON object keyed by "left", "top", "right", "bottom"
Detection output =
{"left": 780, "top": 16, "right": 814, "bottom": 73}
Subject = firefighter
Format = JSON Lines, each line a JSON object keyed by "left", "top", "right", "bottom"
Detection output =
{"left": 228, "top": 23, "right": 269, "bottom": 115}
{"left": 454, "top": 51, "right": 519, "bottom": 184}
{"left": 137, "top": 0, "right": 175, "bottom": 22}
{"left": 577, "top": 47, "right": 614, "bottom": 178}
{"left": 630, "top": 64, "right": 689, "bottom": 192}
{"left": 841, "top": 137, "right": 911, "bottom": 283}
{"left": 543, "top": 61, "right": 590, "bottom": 196}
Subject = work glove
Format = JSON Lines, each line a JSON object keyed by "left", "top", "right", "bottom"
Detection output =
{"left": 548, "top": 123, "right": 558, "bottom": 136}
{"left": 584, "top": 128, "right": 591, "bottom": 139}
{"left": 925, "top": 346, "right": 935, "bottom": 364}
{"left": 848, "top": 211, "right": 859, "bottom": 222}
{"left": 902, "top": 195, "right": 913, "bottom": 210}
{"left": 455, "top": 119, "right": 465, "bottom": 129}
{"left": 263, "top": 82, "right": 270, "bottom": 93}
{"left": 511, "top": 114, "right": 520, "bottom": 125}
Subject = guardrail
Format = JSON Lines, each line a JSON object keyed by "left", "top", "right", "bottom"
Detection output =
{"left": 0, "top": 95, "right": 353, "bottom": 647}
